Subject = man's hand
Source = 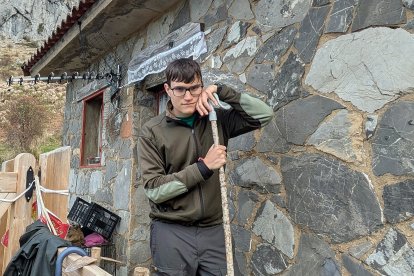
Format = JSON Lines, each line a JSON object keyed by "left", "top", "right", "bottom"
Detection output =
{"left": 196, "top": 84, "right": 219, "bottom": 117}
{"left": 203, "top": 144, "right": 227, "bottom": 170}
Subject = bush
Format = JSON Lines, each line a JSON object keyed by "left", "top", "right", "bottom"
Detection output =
{"left": 1, "top": 95, "right": 49, "bottom": 153}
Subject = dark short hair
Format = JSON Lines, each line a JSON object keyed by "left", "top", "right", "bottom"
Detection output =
{"left": 165, "top": 58, "right": 202, "bottom": 85}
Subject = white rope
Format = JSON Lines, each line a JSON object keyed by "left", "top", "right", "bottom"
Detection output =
{"left": 34, "top": 176, "right": 57, "bottom": 235}
{"left": 0, "top": 180, "right": 69, "bottom": 203}
{"left": 0, "top": 180, "right": 35, "bottom": 202}
{"left": 39, "top": 186, "right": 69, "bottom": 195}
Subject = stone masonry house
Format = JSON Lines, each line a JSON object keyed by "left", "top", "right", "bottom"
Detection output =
{"left": 23, "top": 0, "right": 414, "bottom": 275}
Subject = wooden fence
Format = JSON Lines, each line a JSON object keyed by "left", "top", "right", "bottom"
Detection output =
{"left": 0, "top": 147, "right": 111, "bottom": 275}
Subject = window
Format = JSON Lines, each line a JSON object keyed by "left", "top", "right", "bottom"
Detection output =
{"left": 81, "top": 89, "right": 104, "bottom": 167}
{"left": 156, "top": 90, "right": 169, "bottom": 115}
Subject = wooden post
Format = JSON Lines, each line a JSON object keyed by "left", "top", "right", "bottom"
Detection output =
{"left": 134, "top": 267, "right": 150, "bottom": 276}
{"left": 3, "top": 153, "right": 36, "bottom": 270}
{"left": 1, "top": 159, "right": 14, "bottom": 173}
{"left": 58, "top": 247, "right": 111, "bottom": 276}
{"left": 39, "top": 146, "right": 71, "bottom": 221}
{"left": 90, "top": 247, "right": 102, "bottom": 266}
{"left": 0, "top": 158, "right": 15, "bottom": 274}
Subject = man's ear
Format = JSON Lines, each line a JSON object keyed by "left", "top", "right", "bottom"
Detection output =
{"left": 164, "top": 83, "right": 172, "bottom": 97}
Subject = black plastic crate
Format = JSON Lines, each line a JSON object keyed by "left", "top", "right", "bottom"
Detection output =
{"left": 67, "top": 197, "right": 91, "bottom": 226}
{"left": 68, "top": 198, "right": 120, "bottom": 240}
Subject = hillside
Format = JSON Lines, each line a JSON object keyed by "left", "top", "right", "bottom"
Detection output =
{"left": 0, "top": 39, "right": 66, "bottom": 163}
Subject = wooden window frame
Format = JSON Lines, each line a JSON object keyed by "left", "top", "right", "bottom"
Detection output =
{"left": 80, "top": 88, "right": 105, "bottom": 168}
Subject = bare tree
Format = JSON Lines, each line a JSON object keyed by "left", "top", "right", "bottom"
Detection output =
{"left": 1, "top": 95, "right": 48, "bottom": 153}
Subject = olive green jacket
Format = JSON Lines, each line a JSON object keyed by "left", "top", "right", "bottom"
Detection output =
{"left": 138, "top": 84, "right": 273, "bottom": 226}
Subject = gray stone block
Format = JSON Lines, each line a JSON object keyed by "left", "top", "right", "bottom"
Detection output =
{"left": 282, "top": 153, "right": 383, "bottom": 243}
{"left": 267, "top": 53, "right": 304, "bottom": 111}
{"left": 105, "top": 159, "right": 118, "bottom": 182}
{"left": 229, "top": 157, "right": 281, "bottom": 194}
{"left": 237, "top": 189, "right": 259, "bottom": 226}
{"left": 372, "top": 101, "right": 414, "bottom": 176}
{"left": 307, "top": 109, "right": 363, "bottom": 163}
{"left": 256, "top": 117, "right": 291, "bottom": 153}
{"left": 255, "top": 25, "right": 297, "bottom": 65}
{"left": 343, "top": 254, "right": 374, "bottom": 276}
{"left": 366, "top": 228, "right": 414, "bottom": 275}
{"left": 231, "top": 224, "right": 251, "bottom": 252}
{"left": 251, "top": 244, "right": 289, "bottom": 275}
{"left": 170, "top": 1, "right": 190, "bottom": 33}
{"left": 202, "top": 5, "right": 228, "bottom": 27}
{"left": 190, "top": 0, "right": 213, "bottom": 21}
{"left": 365, "top": 114, "right": 378, "bottom": 139}
{"left": 223, "top": 36, "right": 259, "bottom": 74}
{"left": 312, "top": 0, "right": 330, "bottom": 6}
{"left": 275, "top": 95, "right": 344, "bottom": 145}
{"left": 349, "top": 241, "right": 373, "bottom": 259}
{"left": 325, "top": 0, "right": 357, "bottom": 33}
{"left": 255, "top": 0, "right": 311, "bottom": 30}
{"left": 404, "top": 0, "right": 414, "bottom": 9}
{"left": 352, "top": 0, "right": 406, "bottom": 32}
{"left": 89, "top": 170, "right": 103, "bottom": 195}
{"left": 383, "top": 180, "right": 414, "bottom": 223}
{"left": 294, "top": 6, "right": 330, "bottom": 63}
{"left": 306, "top": 28, "right": 414, "bottom": 113}
{"left": 113, "top": 160, "right": 132, "bottom": 210}
{"left": 229, "top": 0, "right": 254, "bottom": 20}
{"left": 246, "top": 63, "right": 275, "bottom": 94}
{"left": 228, "top": 131, "right": 255, "bottom": 152}
{"left": 224, "top": 21, "right": 250, "bottom": 49}
{"left": 252, "top": 200, "right": 295, "bottom": 258}
{"left": 286, "top": 233, "right": 340, "bottom": 276}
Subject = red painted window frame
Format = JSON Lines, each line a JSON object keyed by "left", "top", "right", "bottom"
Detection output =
{"left": 80, "top": 88, "right": 105, "bottom": 168}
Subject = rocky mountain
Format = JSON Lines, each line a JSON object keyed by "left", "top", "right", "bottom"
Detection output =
{"left": 0, "top": 0, "right": 73, "bottom": 162}
{"left": 0, "top": 0, "right": 79, "bottom": 42}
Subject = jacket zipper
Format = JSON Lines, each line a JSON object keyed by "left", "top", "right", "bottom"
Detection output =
{"left": 192, "top": 127, "right": 205, "bottom": 220}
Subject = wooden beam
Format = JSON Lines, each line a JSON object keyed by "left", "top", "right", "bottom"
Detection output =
{"left": 0, "top": 193, "right": 16, "bottom": 219}
{"left": 0, "top": 173, "right": 17, "bottom": 193}
{"left": 1, "top": 160, "right": 14, "bottom": 173}
{"left": 58, "top": 247, "right": 111, "bottom": 276}
{"left": 39, "top": 146, "right": 71, "bottom": 222}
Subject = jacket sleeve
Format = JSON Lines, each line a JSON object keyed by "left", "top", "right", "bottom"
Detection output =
{"left": 216, "top": 84, "right": 274, "bottom": 138}
{"left": 138, "top": 130, "right": 205, "bottom": 204}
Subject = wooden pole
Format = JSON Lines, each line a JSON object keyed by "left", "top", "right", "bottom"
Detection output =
{"left": 210, "top": 120, "right": 234, "bottom": 276}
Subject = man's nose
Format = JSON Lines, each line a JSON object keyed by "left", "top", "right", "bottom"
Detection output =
{"left": 183, "top": 89, "right": 193, "bottom": 99}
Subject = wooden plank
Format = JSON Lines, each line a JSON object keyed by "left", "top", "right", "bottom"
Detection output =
{"left": 3, "top": 153, "right": 36, "bottom": 268}
{"left": 0, "top": 173, "right": 18, "bottom": 192}
{"left": 1, "top": 159, "right": 14, "bottom": 173}
{"left": 39, "top": 146, "right": 71, "bottom": 222}
{"left": 0, "top": 193, "right": 16, "bottom": 219}
{"left": 134, "top": 267, "right": 150, "bottom": 276}
{"left": 58, "top": 248, "right": 111, "bottom": 276}
{"left": 0, "top": 202, "right": 11, "bottom": 275}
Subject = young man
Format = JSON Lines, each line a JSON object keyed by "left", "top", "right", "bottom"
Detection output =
{"left": 138, "top": 58, "right": 273, "bottom": 275}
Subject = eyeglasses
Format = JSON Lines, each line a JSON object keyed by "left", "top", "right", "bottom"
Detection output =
{"left": 169, "top": 84, "right": 203, "bottom": 97}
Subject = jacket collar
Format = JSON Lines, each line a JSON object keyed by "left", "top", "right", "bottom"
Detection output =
{"left": 165, "top": 100, "right": 200, "bottom": 125}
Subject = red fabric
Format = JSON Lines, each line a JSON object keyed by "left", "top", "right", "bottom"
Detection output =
{"left": 1, "top": 229, "right": 9, "bottom": 247}
{"left": 84, "top": 232, "right": 107, "bottom": 247}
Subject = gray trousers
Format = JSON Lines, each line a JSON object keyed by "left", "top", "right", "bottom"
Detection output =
{"left": 150, "top": 220, "right": 227, "bottom": 276}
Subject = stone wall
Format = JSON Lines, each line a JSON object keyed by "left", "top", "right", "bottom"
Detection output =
{"left": 0, "top": 0, "right": 79, "bottom": 42}
{"left": 63, "top": 0, "right": 414, "bottom": 275}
